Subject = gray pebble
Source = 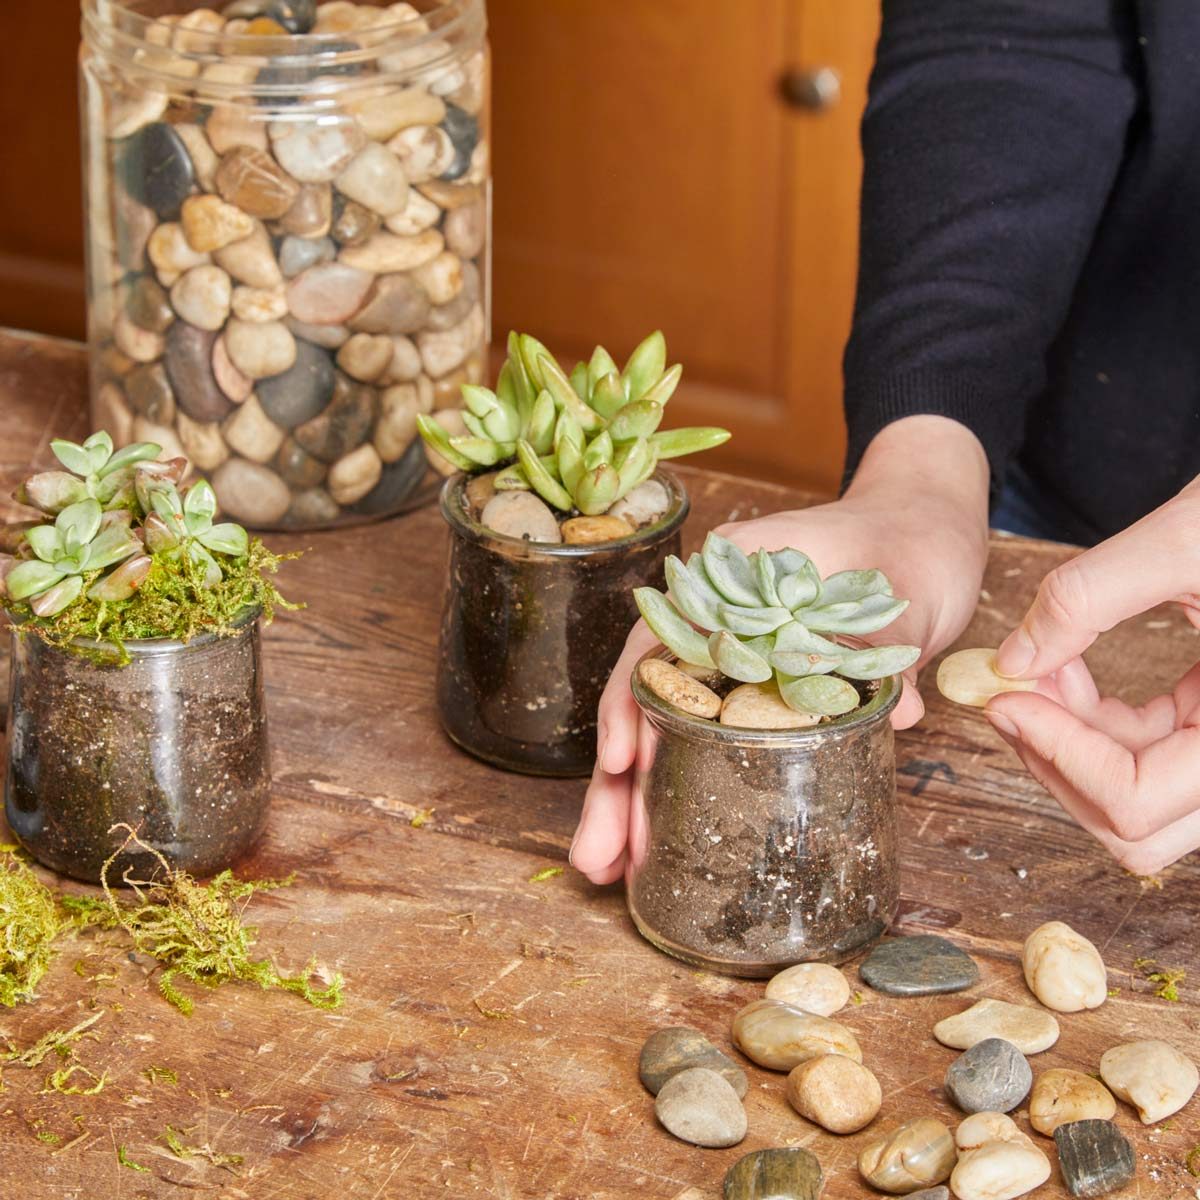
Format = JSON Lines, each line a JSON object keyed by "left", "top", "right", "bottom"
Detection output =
{"left": 723, "top": 1147, "right": 822, "bottom": 1200}
{"left": 654, "top": 1067, "right": 746, "bottom": 1149}
{"left": 638, "top": 1027, "right": 747, "bottom": 1098}
{"left": 860, "top": 934, "right": 980, "bottom": 996}
{"left": 945, "top": 1037, "right": 1032, "bottom": 1114}
{"left": 1054, "top": 1119, "right": 1136, "bottom": 1198}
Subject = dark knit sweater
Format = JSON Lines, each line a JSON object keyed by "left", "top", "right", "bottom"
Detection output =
{"left": 842, "top": 0, "right": 1200, "bottom": 544}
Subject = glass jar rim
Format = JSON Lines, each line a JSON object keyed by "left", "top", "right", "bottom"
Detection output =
{"left": 439, "top": 468, "right": 690, "bottom": 561}
{"left": 81, "top": 0, "right": 486, "bottom": 99}
{"left": 631, "top": 644, "right": 902, "bottom": 745}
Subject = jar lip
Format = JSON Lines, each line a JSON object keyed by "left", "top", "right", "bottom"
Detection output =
{"left": 81, "top": 0, "right": 486, "bottom": 97}
{"left": 439, "top": 468, "right": 690, "bottom": 560}
{"left": 6, "top": 604, "right": 261, "bottom": 658}
{"left": 631, "top": 645, "right": 902, "bottom": 744}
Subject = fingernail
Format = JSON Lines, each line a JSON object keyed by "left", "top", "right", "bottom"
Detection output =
{"left": 985, "top": 710, "right": 1018, "bottom": 738}
{"left": 996, "top": 628, "right": 1035, "bottom": 677}
{"left": 595, "top": 721, "right": 609, "bottom": 772}
{"left": 568, "top": 839, "right": 577, "bottom": 868}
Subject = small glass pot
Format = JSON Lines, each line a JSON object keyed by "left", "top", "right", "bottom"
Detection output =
{"left": 79, "top": 0, "right": 490, "bottom": 530}
{"left": 436, "top": 471, "right": 688, "bottom": 777}
{"left": 4, "top": 613, "right": 270, "bottom": 884}
{"left": 626, "top": 651, "right": 901, "bottom": 976}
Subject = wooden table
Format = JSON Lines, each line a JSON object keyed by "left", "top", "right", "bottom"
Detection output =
{"left": 1, "top": 328, "right": 1197, "bottom": 1199}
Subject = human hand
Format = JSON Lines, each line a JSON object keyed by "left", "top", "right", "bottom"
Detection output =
{"left": 571, "top": 416, "right": 991, "bottom": 884}
{"left": 988, "top": 482, "right": 1200, "bottom": 874}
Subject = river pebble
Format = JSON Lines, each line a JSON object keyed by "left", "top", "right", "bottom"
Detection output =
{"left": 637, "top": 659, "right": 721, "bottom": 719}
{"left": 861, "top": 934, "right": 980, "bottom": 997}
{"left": 933, "top": 999, "right": 1059, "bottom": 1055}
{"left": 944, "top": 1038, "right": 1031, "bottom": 1114}
{"left": 857, "top": 1117, "right": 956, "bottom": 1193}
{"left": 764, "top": 963, "right": 850, "bottom": 1016}
{"left": 1028, "top": 1068, "right": 1116, "bottom": 1135}
{"left": 654, "top": 1067, "right": 746, "bottom": 1149}
{"left": 1053, "top": 1119, "right": 1136, "bottom": 1198}
{"left": 1022, "top": 921, "right": 1107, "bottom": 1012}
{"left": 638, "top": 1027, "right": 747, "bottom": 1098}
{"left": 949, "top": 1140, "right": 1050, "bottom": 1200}
{"left": 1099, "top": 1039, "right": 1198, "bottom": 1123}
{"left": 786, "top": 1053, "right": 881, "bottom": 1134}
{"left": 731, "top": 998, "right": 861, "bottom": 1072}
{"left": 723, "top": 1148, "right": 822, "bottom": 1200}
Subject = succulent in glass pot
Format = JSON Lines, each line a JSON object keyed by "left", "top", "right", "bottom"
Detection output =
{"left": 625, "top": 533, "right": 919, "bottom": 976}
{"left": 1, "top": 431, "right": 295, "bottom": 884}
{"left": 423, "top": 330, "right": 730, "bottom": 777}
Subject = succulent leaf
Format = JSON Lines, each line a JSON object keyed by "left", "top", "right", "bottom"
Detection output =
{"left": 590, "top": 371, "right": 628, "bottom": 421}
{"left": 665, "top": 555, "right": 722, "bottom": 629}
{"left": 24, "top": 524, "right": 61, "bottom": 564}
{"left": 29, "top": 573, "right": 85, "bottom": 618}
{"left": 87, "top": 554, "right": 152, "bottom": 602}
{"left": 583, "top": 430, "right": 614, "bottom": 471}
{"left": 538, "top": 352, "right": 605, "bottom": 434}
{"left": 817, "top": 568, "right": 893, "bottom": 607}
{"left": 516, "top": 441, "right": 573, "bottom": 511}
{"left": 82, "top": 525, "right": 141, "bottom": 571}
{"left": 100, "top": 441, "right": 161, "bottom": 479}
{"left": 587, "top": 345, "right": 618, "bottom": 394}
{"left": 492, "top": 463, "right": 530, "bottom": 491}
{"left": 575, "top": 464, "right": 620, "bottom": 516}
{"left": 708, "top": 630, "right": 772, "bottom": 683}
{"left": 5, "top": 558, "right": 62, "bottom": 601}
{"left": 608, "top": 399, "right": 663, "bottom": 443}
{"left": 640, "top": 363, "right": 683, "bottom": 408}
{"left": 56, "top": 499, "right": 103, "bottom": 553}
{"left": 450, "top": 437, "right": 513, "bottom": 467}
{"left": 768, "top": 650, "right": 841, "bottom": 677}
{"left": 197, "top": 523, "right": 249, "bottom": 558}
{"left": 557, "top": 435, "right": 586, "bottom": 496}
{"left": 633, "top": 588, "right": 715, "bottom": 669}
{"left": 184, "top": 480, "right": 217, "bottom": 524}
{"left": 569, "top": 361, "right": 589, "bottom": 400}
{"left": 651, "top": 426, "right": 731, "bottom": 460}
{"left": 526, "top": 390, "right": 558, "bottom": 456}
{"left": 50, "top": 439, "right": 95, "bottom": 478}
{"left": 460, "top": 410, "right": 490, "bottom": 440}
{"left": 716, "top": 602, "right": 792, "bottom": 637}
{"left": 701, "top": 533, "right": 762, "bottom": 607}
{"left": 17, "top": 471, "right": 89, "bottom": 515}
{"left": 415, "top": 414, "right": 475, "bottom": 472}
{"left": 777, "top": 555, "right": 822, "bottom": 611}
{"left": 622, "top": 330, "right": 666, "bottom": 403}
{"left": 614, "top": 437, "right": 655, "bottom": 495}
{"left": 778, "top": 673, "right": 861, "bottom": 717}
{"left": 801, "top": 592, "right": 910, "bottom": 635}
{"left": 835, "top": 643, "right": 920, "bottom": 680}
{"left": 754, "top": 549, "right": 781, "bottom": 607}
{"left": 143, "top": 512, "right": 181, "bottom": 553}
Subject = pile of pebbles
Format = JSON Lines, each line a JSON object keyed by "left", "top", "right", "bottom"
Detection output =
{"left": 637, "top": 921, "right": 1198, "bottom": 1199}
{"left": 87, "top": 0, "right": 487, "bottom": 528}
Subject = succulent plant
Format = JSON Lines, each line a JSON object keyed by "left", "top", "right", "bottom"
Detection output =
{"left": 416, "top": 331, "right": 730, "bottom": 516}
{"left": 2, "top": 434, "right": 253, "bottom": 623}
{"left": 634, "top": 533, "right": 920, "bottom": 717}
{"left": 15, "top": 431, "right": 167, "bottom": 516}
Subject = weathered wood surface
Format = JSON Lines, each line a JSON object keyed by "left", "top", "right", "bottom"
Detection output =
{"left": 0, "top": 327, "right": 1198, "bottom": 1199}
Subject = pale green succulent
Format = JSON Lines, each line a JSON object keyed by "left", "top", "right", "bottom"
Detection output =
{"left": 4, "top": 499, "right": 145, "bottom": 616}
{"left": 634, "top": 533, "right": 920, "bottom": 717}
{"left": 3, "top": 435, "right": 252, "bottom": 621}
{"left": 416, "top": 331, "right": 730, "bottom": 516}
{"left": 15, "top": 431, "right": 165, "bottom": 516}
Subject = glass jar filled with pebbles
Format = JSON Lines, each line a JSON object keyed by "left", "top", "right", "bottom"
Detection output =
{"left": 80, "top": 0, "right": 490, "bottom": 529}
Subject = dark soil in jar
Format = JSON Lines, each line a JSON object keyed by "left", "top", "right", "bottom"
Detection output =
{"left": 628, "top": 670, "right": 899, "bottom": 975}
{"left": 4, "top": 621, "right": 270, "bottom": 884}
{"left": 436, "top": 472, "right": 687, "bottom": 777}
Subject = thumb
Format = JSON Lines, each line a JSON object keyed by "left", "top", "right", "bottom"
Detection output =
{"left": 996, "top": 497, "right": 1199, "bottom": 678}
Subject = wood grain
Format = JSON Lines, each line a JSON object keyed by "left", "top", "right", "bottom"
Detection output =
{"left": 1, "top": 330, "right": 1199, "bottom": 1199}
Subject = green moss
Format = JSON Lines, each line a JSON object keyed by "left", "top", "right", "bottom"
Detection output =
{"left": 143, "top": 1065, "right": 178, "bottom": 1086}
{"left": 90, "top": 827, "right": 342, "bottom": 1016}
{"left": 528, "top": 867, "right": 563, "bottom": 883}
{"left": 43, "top": 1062, "right": 107, "bottom": 1095}
{"left": 7, "top": 540, "right": 300, "bottom": 664}
{"left": 117, "top": 1145, "right": 149, "bottom": 1173}
{"left": 0, "top": 852, "right": 62, "bottom": 1006}
{"left": 2, "top": 1012, "right": 105, "bottom": 1074}
{"left": 161, "top": 1125, "right": 243, "bottom": 1169}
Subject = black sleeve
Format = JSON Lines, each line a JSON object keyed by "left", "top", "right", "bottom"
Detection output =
{"left": 841, "top": 0, "right": 1139, "bottom": 490}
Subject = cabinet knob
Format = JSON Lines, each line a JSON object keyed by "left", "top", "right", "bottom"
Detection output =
{"left": 780, "top": 66, "right": 842, "bottom": 111}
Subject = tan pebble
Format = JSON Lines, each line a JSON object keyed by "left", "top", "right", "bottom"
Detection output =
{"left": 231, "top": 285, "right": 288, "bottom": 324}
{"left": 94, "top": 382, "right": 134, "bottom": 446}
{"left": 955, "top": 1111, "right": 1034, "bottom": 1154}
{"left": 675, "top": 660, "right": 722, "bottom": 687}
{"left": 721, "top": 682, "right": 821, "bottom": 730}
{"left": 1021, "top": 921, "right": 1107, "bottom": 1013}
{"left": 277, "top": 183, "right": 334, "bottom": 239}
{"left": 787, "top": 1054, "right": 881, "bottom": 1134}
{"left": 175, "top": 410, "right": 230, "bottom": 472}
{"left": 335, "top": 143, "right": 410, "bottom": 216}
{"left": 328, "top": 443, "right": 383, "bottom": 506}
{"left": 479, "top": 490, "right": 562, "bottom": 544}
{"left": 221, "top": 394, "right": 285, "bottom": 464}
{"left": 933, "top": 998, "right": 1059, "bottom": 1055}
{"left": 858, "top": 1117, "right": 957, "bottom": 1193}
{"left": 949, "top": 1140, "right": 1050, "bottom": 1200}
{"left": 432, "top": 366, "right": 467, "bottom": 410}
{"left": 561, "top": 515, "right": 635, "bottom": 545}
{"left": 416, "top": 303, "right": 483, "bottom": 377}
{"left": 937, "top": 648, "right": 1036, "bottom": 708}
{"left": 384, "top": 188, "right": 442, "bottom": 236}
{"left": 765, "top": 963, "right": 851, "bottom": 1016}
{"left": 169, "top": 264, "right": 231, "bottom": 331}
{"left": 411, "top": 250, "right": 464, "bottom": 306}
{"left": 464, "top": 470, "right": 498, "bottom": 517}
{"left": 337, "top": 332, "right": 395, "bottom": 383}
{"left": 444, "top": 198, "right": 485, "bottom": 259}
{"left": 373, "top": 384, "right": 422, "bottom": 462}
{"left": 382, "top": 334, "right": 423, "bottom": 383}
{"left": 131, "top": 416, "right": 185, "bottom": 467}
{"left": 1028, "top": 1068, "right": 1116, "bottom": 1135}
{"left": 387, "top": 123, "right": 455, "bottom": 183}
{"left": 181, "top": 194, "right": 255, "bottom": 253}
{"left": 637, "top": 659, "right": 721, "bottom": 720}
{"left": 174, "top": 123, "right": 219, "bottom": 191}
{"left": 212, "top": 333, "right": 253, "bottom": 403}
{"left": 105, "top": 88, "right": 168, "bottom": 139}
{"left": 731, "top": 998, "right": 861, "bottom": 1072}
{"left": 417, "top": 178, "right": 483, "bottom": 211}
{"left": 213, "top": 220, "right": 282, "bottom": 289}
{"left": 1099, "top": 1040, "right": 1199, "bottom": 1123}
{"left": 148, "top": 222, "right": 211, "bottom": 285}
{"left": 653, "top": 1067, "right": 746, "bottom": 1150}
{"left": 224, "top": 318, "right": 296, "bottom": 380}
{"left": 349, "top": 86, "right": 446, "bottom": 140}
{"left": 207, "top": 104, "right": 270, "bottom": 154}
{"left": 112, "top": 310, "right": 164, "bottom": 363}
{"left": 339, "top": 229, "right": 444, "bottom": 274}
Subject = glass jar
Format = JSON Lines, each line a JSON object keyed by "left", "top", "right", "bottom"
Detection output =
{"left": 4, "top": 614, "right": 270, "bottom": 884}
{"left": 80, "top": 0, "right": 490, "bottom": 530}
{"left": 626, "top": 651, "right": 901, "bottom": 976}
{"left": 437, "top": 471, "right": 689, "bottom": 777}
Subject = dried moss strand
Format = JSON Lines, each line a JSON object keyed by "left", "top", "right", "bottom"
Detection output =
{"left": 0, "top": 853, "right": 62, "bottom": 1006}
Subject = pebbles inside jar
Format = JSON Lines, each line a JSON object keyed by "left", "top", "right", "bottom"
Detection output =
{"left": 80, "top": 0, "right": 490, "bottom": 529}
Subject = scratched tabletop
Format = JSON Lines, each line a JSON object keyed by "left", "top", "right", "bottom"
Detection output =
{"left": 1, "top": 327, "right": 1198, "bottom": 1199}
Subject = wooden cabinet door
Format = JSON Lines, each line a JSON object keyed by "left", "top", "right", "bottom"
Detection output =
{"left": 489, "top": 0, "right": 880, "bottom": 494}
